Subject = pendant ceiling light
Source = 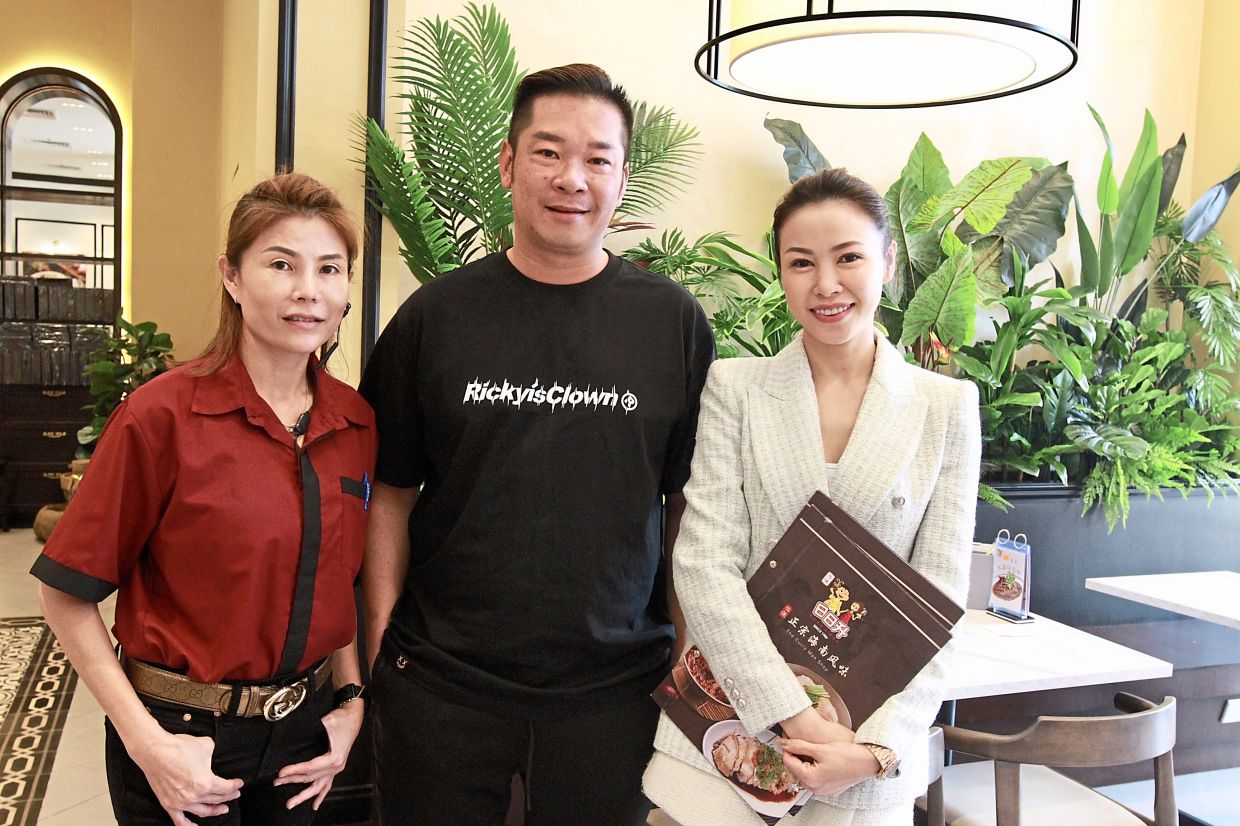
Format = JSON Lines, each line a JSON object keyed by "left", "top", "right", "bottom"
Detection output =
{"left": 696, "top": 1, "right": 1080, "bottom": 109}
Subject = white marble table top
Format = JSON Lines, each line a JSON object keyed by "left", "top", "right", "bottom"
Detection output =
{"left": 1085, "top": 571, "right": 1240, "bottom": 631}
{"left": 943, "top": 609, "right": 1173, "bottom": 700}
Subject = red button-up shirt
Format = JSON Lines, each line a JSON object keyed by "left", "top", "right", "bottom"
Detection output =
{"left": 32, "top": 355, "right": 375, "bottom": 683}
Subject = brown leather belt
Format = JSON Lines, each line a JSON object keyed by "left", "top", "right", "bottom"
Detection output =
{"left": 121, "top": 655, "right": 332, "bottom": 721}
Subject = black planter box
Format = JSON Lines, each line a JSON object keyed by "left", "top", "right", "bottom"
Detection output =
{"left": 974, "top": 483, "right": 1240, "bottom": 627}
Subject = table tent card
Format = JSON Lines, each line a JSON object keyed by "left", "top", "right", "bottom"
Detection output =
{"left": 653, "top": 491, "right": 963, "bottom": 823}
{"left": 986, "top": 530, "right": 1032, "bottom": 621}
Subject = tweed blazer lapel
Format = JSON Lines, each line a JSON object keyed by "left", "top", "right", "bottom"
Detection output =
{"left": 747, "top": 337, "right": 828, "bottom": 530}
{"left": 830, "top": 335, "right": 928, "bottom": 525}
{"left": 749, "top": 333, "right": 928, "bottom": 531}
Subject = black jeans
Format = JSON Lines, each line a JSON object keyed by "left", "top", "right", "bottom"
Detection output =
{"left": 371, "top": 651, "right": 660, "bottom": 826}
{"left": 104, "top": 680, "right": 332, "bottom": 825}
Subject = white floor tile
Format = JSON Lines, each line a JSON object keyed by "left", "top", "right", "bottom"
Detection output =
{"left": 38, "top": 755, "right": 110, "bottom": 819}
{"left": 37, "top": 791, "right": 117, "bottom": 825}
{"left": 1096, "top": 767, "right": 1240, "bottom": 826}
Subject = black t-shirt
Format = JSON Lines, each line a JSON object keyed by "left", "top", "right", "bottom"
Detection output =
{"left": 361, "top": 251, "right": 714, "bottom": 715}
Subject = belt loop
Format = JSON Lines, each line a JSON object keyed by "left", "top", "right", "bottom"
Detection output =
{"left": 227, "top": 685, "right": 244, "bottom": 716}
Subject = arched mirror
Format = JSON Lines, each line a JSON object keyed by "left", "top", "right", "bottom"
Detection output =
{"left": 1, "top": 67, "right": 122, "bottom": 345}
{"left": 1, "top": 69, "right": 122, "bottom": 527}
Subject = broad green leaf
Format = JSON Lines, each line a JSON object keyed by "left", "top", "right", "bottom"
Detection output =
{"left": 1045, "top": 456, "right": 1069, "bottom": 486}
{"left": 970, "top": 236, "right": 1010, "bottom": 305}
{"left": 884, "top": 177, "right": 926, "bottom": 306}
{"left": 950, "top": 352, "right": 997, "bottom": 386}
{"left": 1089, "top": 104, "right": 1119, "bottom": 214}
{"left": 1158, "top": 134, "right": 1187, "bottom": 216}
{"left": 1183, "top": 170, "right": 1240, "bottom": 242}
{"left": 899, "top": 133, "right": 952, "bottom": 197}
{"left": 763, "top": 117, "right": 829, "bottom": 183}
{"left": 911, "top": 158, "right": 1032, "bottom": 235}
{"left": 989, "top": 323, "right": 1019, "bottom": 378}
{"left": 1037, "top": 329, "right": 1085, "bottom": 388}
{"left": 1039, "top": 369, "right": 1077, "bottom": 435}
{"left": 1113, "top": 159, "right": 1163, "bottom": 275}
{"left": 1014, "top": 156, "right": 1053, "bottom": 172}
{"left": 992, "top": 391, "right": 1042, "bottom": 407}
{"left": 1098, "top": 213, "right": 1116, "bottom": 298}
{"left": 1066, "top": 422, "right": 1150, "bottom": 460}
{"left": 940, "top": 226, "right": 966, "bottom": 257}
{"left": 1117, "top": 110, "right": 1159, "bottom": 210}
{"left": 901, "top": 248, "right": 976, "bottom": 349}
{"left": 1073, "top": 195, "right": 1099, "bottom": 293}
{"left": 992, "top": 163, "right": 1073, "bottom": 267}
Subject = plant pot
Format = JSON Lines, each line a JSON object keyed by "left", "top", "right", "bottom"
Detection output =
{"left": 59, "top": 458, "right": 90, "bottom": 503}
{"left": 33, "top": 503, "right": 66, "bottom": 542}
{"left": 974, "top": 483, "right": 1240, "bottom": 626}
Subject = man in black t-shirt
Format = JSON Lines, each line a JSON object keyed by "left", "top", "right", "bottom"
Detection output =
{"left": 360, "top": 64, "right": 714, "bottom": 825}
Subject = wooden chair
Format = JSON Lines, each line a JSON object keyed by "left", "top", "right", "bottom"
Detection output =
{"left": 921, "top": 726, "right": 946, "bottom": 825}
{"left": 928, "top": 692, "right": 1177, "bottom": 826}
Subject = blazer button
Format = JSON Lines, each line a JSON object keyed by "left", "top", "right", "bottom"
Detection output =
{"left": 736, "top": 699, "right": 747, "bottom": 710}
{"left": 730, "top": 689, "right": 740, "bottom": 699}
{"left": 892, "top": 495, "right": 906, "bottom": 508}
{"left": 723, "top": 678, "right": 735, "bottom": 688}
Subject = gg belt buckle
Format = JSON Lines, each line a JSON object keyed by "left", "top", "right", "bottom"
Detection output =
{"left": 262, "top": 680, "right": 308, "bottom": 721}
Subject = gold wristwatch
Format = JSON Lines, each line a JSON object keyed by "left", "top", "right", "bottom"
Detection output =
{"left": 860, "top": 742, "right": 900, "bottom": 780}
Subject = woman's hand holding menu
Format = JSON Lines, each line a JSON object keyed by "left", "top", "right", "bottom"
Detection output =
{"left": 779, "top": 707, "right": 853, "bottom": 744}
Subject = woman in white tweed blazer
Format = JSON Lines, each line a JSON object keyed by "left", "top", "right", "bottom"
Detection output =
{"left": 644, "top": 169, "right": 981, "bottom": 826}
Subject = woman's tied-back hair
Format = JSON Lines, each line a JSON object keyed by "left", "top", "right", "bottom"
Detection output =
{"left": 507, "top": 64, "right": 634, "bottom": 161}
{"left": 771, "top": 168, "right": 892, "bottom": 268}
{"left": 193, "top": 172, "right": 358, "bottom": 375}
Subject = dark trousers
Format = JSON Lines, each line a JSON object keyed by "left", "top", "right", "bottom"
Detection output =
{"left": 105, "top": 681, "right": 331, "bottom": 825}
{"left": 371, "top": 651, "right": 660, "bottom": 826}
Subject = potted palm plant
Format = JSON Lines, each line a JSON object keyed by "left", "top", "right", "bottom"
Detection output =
{"left": 360, "top": 2, "right": 702, "bottom": 284}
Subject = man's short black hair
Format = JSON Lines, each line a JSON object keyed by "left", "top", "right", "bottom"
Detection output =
{"left": 507, "top": 64, "right": 634, "bottom": 161}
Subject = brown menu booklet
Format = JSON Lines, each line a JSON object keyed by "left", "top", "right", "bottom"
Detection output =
{"left": 654, "top": 491, "right": 963, "bottom": 822}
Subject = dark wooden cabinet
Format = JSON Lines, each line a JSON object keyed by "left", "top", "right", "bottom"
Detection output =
{"left": 0, "top": 383, "right": 89, "bottom": 528}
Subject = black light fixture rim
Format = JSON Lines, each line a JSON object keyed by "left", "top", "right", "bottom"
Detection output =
{"left": 695, "top": 7, "right": 1080, "bottom": 110}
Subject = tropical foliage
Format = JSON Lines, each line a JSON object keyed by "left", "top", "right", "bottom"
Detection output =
{"left": 77, "top": 316, "right": 174, "bottom": 456}
{"left": 361, "top": 2, "right": 702, "bottom": 285}
{"left": 642, "top": 111, "right": 1240, "bottom": 529}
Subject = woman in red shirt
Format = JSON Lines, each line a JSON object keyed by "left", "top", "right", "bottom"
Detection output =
{"left": 33, "top": 173, "right": 376, "bottom": 825}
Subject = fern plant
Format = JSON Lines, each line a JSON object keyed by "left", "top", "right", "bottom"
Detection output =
{"left": 363, "top": 2, "right": 701, "bottom": 285}
{"left": 625, "top": 229, "right": 798, "bottom": 358}
{"left": 1068, "top": 309, "right": 1240, "bottom": 530}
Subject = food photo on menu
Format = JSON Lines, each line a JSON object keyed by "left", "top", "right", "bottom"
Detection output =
{"left": 654, "top": 493, "right": 962, "bottom": 823}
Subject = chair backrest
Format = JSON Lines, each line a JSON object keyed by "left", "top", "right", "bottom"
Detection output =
{"left": 940, "top": 692, "right": 1178, "bottom": 826}
{"left": 925, "top": 727, "right": 946, "bottom": 826}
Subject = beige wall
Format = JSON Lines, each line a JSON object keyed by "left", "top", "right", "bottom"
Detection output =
{"left": 130, "top": 0, "right": 225, "bottom": 359}
{"left": 0, "top": 0, "right": 134, "bottom": 315}
{"left": 294, "top": 0, "right": 372, "bottom": 386}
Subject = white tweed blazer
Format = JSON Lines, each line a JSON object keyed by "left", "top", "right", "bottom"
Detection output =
{"left": 648, "top": 332, "right": 981, "bottom": 816}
